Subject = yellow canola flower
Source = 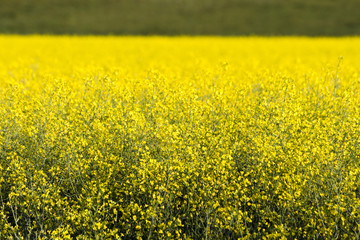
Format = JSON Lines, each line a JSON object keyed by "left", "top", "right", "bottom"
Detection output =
{"left": 0, "top": 36, "right": 360, "bottom": 239}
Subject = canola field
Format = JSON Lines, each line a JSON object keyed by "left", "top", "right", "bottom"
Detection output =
{"left": 1, "top": 36, "right": 360, "bottom": 239}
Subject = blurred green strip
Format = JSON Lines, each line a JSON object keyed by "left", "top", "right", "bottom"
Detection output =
{"left": 1, "top": 0, "right": 360, "bottom": 35}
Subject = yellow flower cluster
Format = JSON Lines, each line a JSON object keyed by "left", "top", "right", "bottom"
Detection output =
{"left": 1, "top": 36, "right": 360, "bottom": 239}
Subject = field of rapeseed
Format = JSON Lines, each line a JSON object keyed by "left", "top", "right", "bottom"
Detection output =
{"left": 1, "top": 36, "right": 360, "bottom": 239}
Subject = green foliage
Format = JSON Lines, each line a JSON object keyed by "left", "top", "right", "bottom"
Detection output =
{"left": 0, "top": 0, "right": 359, "bottom": 35}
